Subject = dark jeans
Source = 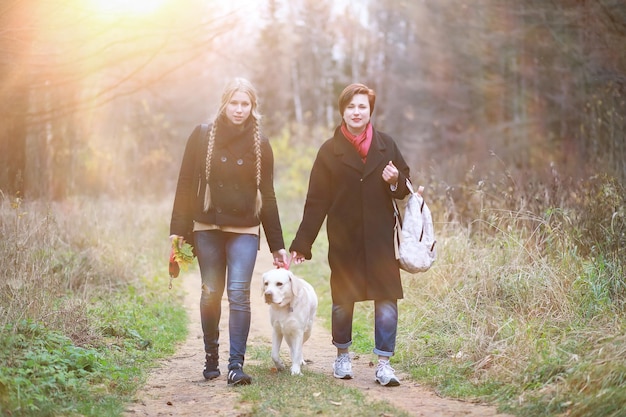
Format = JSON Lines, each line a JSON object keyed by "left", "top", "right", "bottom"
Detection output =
{"left": 331, "top": 299, "right": 398, "bottom": 357}
{"left": 194, "top": 230, "right": 258, "bottom": 369}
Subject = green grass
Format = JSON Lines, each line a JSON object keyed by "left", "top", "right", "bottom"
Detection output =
{"left": 0, "top": 291, "right": 187, "bottom": 417}
{"left": 0, "top": 197, "right": 188, "bottom": 416}
{"left": 239, "top": 345, "right": 411, "bottom": 417}
{"left": 1, "top": 168, "right": 625, "bottom": 416}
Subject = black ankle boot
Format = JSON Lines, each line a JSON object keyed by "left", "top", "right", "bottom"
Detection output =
{"left": 203, "top": 353, "right": 220, "bottom": 380}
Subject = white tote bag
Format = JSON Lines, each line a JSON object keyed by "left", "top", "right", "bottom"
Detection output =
{"left": 393, "top": 179, "right": 436, "bottom": 273}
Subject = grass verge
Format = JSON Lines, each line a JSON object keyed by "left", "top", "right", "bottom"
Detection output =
{"left": 1, "top": 168, "right": 624, "bottom": 417}
{"left": 0, "top": 196, "right": 188, "bottom": 417}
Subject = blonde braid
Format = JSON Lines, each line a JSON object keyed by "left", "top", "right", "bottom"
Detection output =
{"left": 203, "top": 123, "right": 217, "bottom": 212}
{"left": 253, "top": 118, "right": 262, "bottom": 217}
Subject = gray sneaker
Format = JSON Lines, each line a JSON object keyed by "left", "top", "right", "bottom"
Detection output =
{"left": 333, "top": 353, "right": 353, "bottom": 379}
{"left": 375, "top": 360, "right": 400, "bottom": 386}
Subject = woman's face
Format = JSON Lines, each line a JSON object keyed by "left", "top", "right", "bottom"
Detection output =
{"left": 225, "top": 91, "right": 252, "bottom": 125}
{"left": 342, "top": 93, "right": 370, "bottom": 134}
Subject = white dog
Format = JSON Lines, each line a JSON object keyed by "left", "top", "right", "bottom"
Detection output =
{"left": 262, "top": 268, "right": 318, "bottom": 375}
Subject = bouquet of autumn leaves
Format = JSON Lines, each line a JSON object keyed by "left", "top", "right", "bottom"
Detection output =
{"left": 169, "top": 236, "right": 195, "bottom": 279}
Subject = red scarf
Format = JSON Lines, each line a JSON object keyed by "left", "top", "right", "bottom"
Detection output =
{"left": 341, "top": 122, "right": 373, "bottom": 162}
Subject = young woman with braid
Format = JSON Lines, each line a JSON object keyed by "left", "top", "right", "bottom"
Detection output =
{"left": 170, "top": 78, "right": 288, "bottom": 386}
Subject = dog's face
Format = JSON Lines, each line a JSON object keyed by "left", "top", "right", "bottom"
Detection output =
{"left": 262, "top": 268, "right": 296, "bottom": 307}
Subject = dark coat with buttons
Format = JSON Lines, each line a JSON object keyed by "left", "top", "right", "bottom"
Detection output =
{"left": 289, "top": 125, "right": 410, "bottom": 304}
{"left": 170, "top": 120, "right": 285, "bottom": 253}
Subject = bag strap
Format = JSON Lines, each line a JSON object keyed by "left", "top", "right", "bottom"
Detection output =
{"left": 405, "top": 178, "right": 415, "bottom": 195}
{"left": 393, "top": 198, "right": 401, "bottom": 259}
{"left": 392, "top": 179, "right": 413, "bottom": 259}
{"left": 392, "top": 178, "right": 416, "bottom": 229}
{"left": 392, "top": 179, "right": 432, "bottom": 250}
{"left": 392, "top": 197, "right": 402, "bottom": 225}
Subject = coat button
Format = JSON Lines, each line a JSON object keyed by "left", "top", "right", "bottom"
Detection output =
{"left": 237, "top": 159, "right": 244, "bottom": 165}
{"left": 216, "top": 207, "right": 222, "bottom": 213}
{"left": 221, "top": 156, "right": 227, "bottom": 162}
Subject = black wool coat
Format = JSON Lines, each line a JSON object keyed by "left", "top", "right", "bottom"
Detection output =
{"left": 170, "top": 123, "right": 285, "bottom": 253}
{"left": 289, "top": 126, "right": 411, "bottom": 304}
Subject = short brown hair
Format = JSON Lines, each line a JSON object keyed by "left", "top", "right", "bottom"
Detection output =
{"left": 338, "top": 83, "right": 376, "bottom": 116}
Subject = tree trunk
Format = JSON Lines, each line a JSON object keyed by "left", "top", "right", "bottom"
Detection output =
{"left": 0, "top": 1, "right": 32, "bottom": 197}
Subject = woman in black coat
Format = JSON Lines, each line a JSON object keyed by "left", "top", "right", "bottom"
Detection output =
{"left": 290, "top": 83, "right": 410, "bottom": 387}
{"left": 170, "top": 78, "right": 288, "bottom": 386}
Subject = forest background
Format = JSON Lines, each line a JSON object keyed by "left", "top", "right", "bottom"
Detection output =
{"left": 1, "top": 0, "right": 625, "bottom": 416}
{"left": 2, "top": 0, "right": 625, "bottom": 199}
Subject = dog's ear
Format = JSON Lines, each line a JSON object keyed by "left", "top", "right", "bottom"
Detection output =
{"left": 289, "top": 270, "right": 302, "bottom": 297}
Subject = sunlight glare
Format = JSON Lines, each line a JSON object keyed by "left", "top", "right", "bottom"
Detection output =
{"left": 89, "top": 0, "right": 166, "bottom": 16}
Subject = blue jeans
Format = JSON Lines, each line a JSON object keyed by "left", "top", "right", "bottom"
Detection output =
{"left": 331, "top": 299, "right": 398, "bottom": 357}
{"left": 194, "top": 230, "right": 258, "bottom": 369}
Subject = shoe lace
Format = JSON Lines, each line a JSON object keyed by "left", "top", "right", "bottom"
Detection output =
{"left": 336, "top": 353, "right": 351, "bottom": 369}
{"left": 377, "top": 360, "right": 395, "bottom": 377}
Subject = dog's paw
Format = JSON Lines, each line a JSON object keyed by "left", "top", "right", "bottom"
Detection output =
{"left": 290, "top": 366, "right": 303, "bottom": 376}
{"left": 273, "top": 361, "right": 286, "bottom": 372}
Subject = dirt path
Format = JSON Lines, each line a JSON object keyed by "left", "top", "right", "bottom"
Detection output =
{"left": 124, "top": 244, "right": 513, "bottom": 417}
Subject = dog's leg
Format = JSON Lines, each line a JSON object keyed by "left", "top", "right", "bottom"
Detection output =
{"left": 303, "top": 322, "right": 313, "bottom": 344}
{"left": 271, "top": 327, "right": 286, "bottom": 372}
{"left": 288, "top": 331, "right": 305, "bottom": 375}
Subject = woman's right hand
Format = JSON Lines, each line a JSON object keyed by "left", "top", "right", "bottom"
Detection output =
{"left": 168, "top": 235, "right": 181, "bottom": 278}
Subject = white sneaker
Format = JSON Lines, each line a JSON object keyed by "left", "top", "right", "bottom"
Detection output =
{"left": 333, "top": 353, "right": 353, "bottom": 379}
{"left": 375, "top": 359, "right": 400, "bottom": 386}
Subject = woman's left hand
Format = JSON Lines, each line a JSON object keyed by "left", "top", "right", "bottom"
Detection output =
{"left": 272, "top": 249, "right": 289, "bottom": 268}
{"left": 382, "top": 160, "right": 399, "bottom": 185}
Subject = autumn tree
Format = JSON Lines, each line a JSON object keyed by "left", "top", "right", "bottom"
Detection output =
{"left": 0, "top": 0, "right": 237, "bottom": 198}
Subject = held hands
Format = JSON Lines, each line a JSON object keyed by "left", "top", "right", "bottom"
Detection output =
{"left": 290, "top": 251, "right": 306, "bottom": 265}
{"left": 272, "top": 248, "right": 289, "bottom": 268}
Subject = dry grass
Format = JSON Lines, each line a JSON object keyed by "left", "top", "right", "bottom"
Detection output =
{"left": 0, "top": 196, "right": 171, "bottom": 344}
{"left": 1, "top": 164, "right": 624, "bottom": 416}
{"left": 388, "top": 169, "right": 626, "bottom": 414}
